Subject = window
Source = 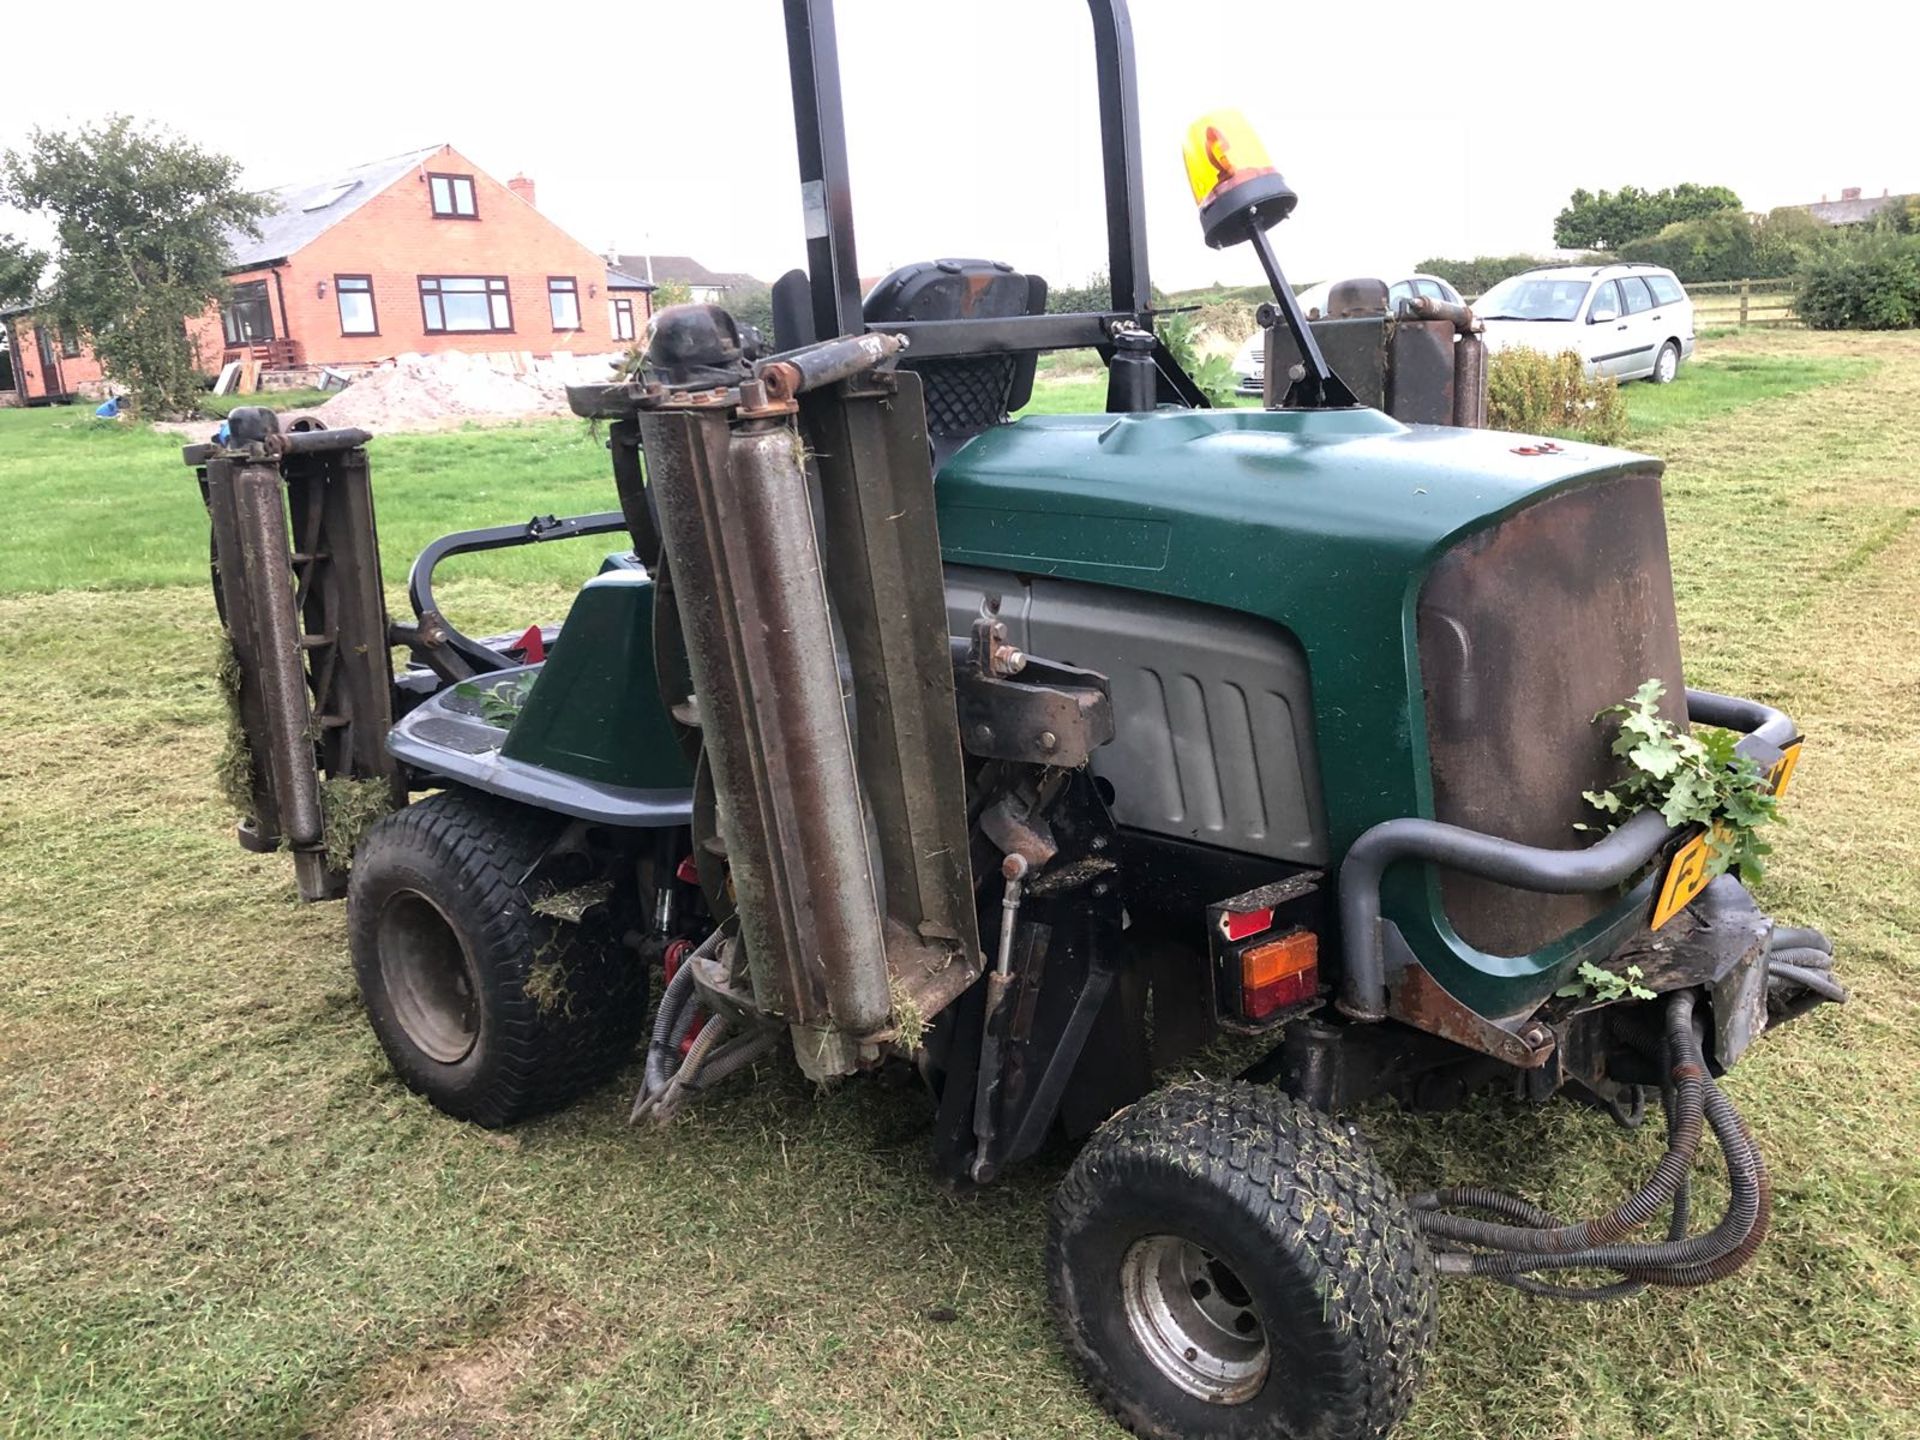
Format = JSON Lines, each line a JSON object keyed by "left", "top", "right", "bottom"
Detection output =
{"left": 548, "top": 276, "right": 581, "bottom": 330}
{"left": 36, "top": 327, "right": 56, "bottom": 370}
{"left": 222, "top": 280, "right": 276, "bottom": 345}
{"left": 1475, "top": 275, "right": 1594, "bottom": 321}
{"left": 1413, "top": 278, "right": 1450, "bottom": 301}
{"left": 610, "top": 297, "right": 636, "bottom": 341}
{"left": 1620, "top": 276, "right": 1655, "bottom": 314}
{"left": 428, "top": 173, "right": 478, "bottom": 219}
{"left": 336, "top": 275, "right": 378, "bottom": 335}
{"left": 1586, "top": 281, "right": 1622, "bottom": 323}
{"left": 419, "top": 276, "right": 512, "bottom": 333}
{"left": 59, "top": 328, "right": 81, "bottom": 358}
{"left": 1647, "top": 274, "right": 1685, "bottom": 306}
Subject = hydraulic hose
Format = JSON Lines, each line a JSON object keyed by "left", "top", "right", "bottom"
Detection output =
{"left": 632, "top": 924, "right": 781, "bottom": 1124}
{"left": 1414, "top": 989, "right": 1772, "bottom": 1297}
{"left": 1771, "top": 926, "right": 1832, "bottom": 956}
{"left": 1770, "top": 963, "right": 1848, "bottom": 1003}
{"left": 642, "top": 957, "right": 699, "bottom": 1099}
{"left": 1770, "top": 946, "right": 1835, "bottom": 971}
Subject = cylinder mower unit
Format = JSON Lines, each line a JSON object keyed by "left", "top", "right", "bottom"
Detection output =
{"left": 614, "top": 315, "right": 988, "bottom": 1080}
{"left": 177, "top": 2, "right": 1847, "bottom": 1437}
{"left": 187, "top": 408, "right": 403, "bottom": 900}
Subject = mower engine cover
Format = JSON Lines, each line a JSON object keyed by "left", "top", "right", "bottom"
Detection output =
{"left": 932, "top": 406, "right": 1684, "bottom": 1019}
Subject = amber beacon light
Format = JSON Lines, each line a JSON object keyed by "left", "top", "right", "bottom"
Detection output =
{"left": 1182, "top": 108, "right": 1297, "bottom": 249}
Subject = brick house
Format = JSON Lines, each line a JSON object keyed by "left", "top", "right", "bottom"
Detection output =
{"left": 0, "top": 306, "right": 108, "bottom": 405}
{"left": 5, "top": 142, "right": 654, "bottom": 403}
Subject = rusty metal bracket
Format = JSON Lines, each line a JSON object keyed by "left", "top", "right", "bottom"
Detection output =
{"left": 954, "top": 656, "right": 1114, "bottom": 768}
{"left": 1384, "top": 927, "right": 1554, "bottom": 1070}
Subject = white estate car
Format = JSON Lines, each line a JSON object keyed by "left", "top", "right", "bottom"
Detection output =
{"left": 1233, "top": 274, "right": 1464, "bottom": 394}
{"left": 1475, "top": 264, "right": 1696, "bottom": 383}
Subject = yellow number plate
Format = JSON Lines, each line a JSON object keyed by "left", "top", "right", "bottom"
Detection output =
{"left": 1766, "top": 741, "right": 1803, "bottom": 798}
{"left": 1651, "top": 826, "right": 1722, "bottom": 930}
{"left": 1650, "top": 739, "right": 1804, "bottom": 930}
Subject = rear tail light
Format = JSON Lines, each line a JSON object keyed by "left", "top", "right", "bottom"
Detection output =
{"left": 1221, "top": 905, "right": 1274, "bottom": 942}
{"left": 1206, "top": 876, "right": 1325, "bottom": 1031}
{"left": 1241, "top": 931, "right": 1318, "bottom": 1021}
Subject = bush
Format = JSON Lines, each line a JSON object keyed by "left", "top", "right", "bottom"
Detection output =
{"left": 1156, "top": 312, "right": 1237, "bottom": 406}
{"left": 1795, "top": 231, "right": 1920, "bottom": 330}
{"left": 1416, "top": 254, "right": 1558, "bottom": 296}
{"left": 1619, "top": 209, "right": 1753, "bottom": 282}
{"left": 1486, "top": 348, "right": 1628, "bottom": 446}
{"left": 1616, "top": 206, "right": 1831, "bottom": 283}
{"left": 1047, "top": 271, "right": 1112, "bottom": 315}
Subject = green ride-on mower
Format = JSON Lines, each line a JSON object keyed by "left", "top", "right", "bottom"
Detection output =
{"left": 186, "top": 3, "right": 1845, "bottom": 1435}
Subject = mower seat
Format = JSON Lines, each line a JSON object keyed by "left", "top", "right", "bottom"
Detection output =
{"left": 863, "top": 259, "right": 1049, "bottom": 465}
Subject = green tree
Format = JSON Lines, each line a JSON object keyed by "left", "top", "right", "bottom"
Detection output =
{"left": 1752, "top": 206, "right": 1833, "bottom": 276}
{"left": 2, "top": 117, "right": 267, "bottom": 416}
{"left": 1553, "top": 183, "right": 1743, "bottom": 250}
{"left": 719, "top": 281, "right": 777, "bottom": 346}
{"left": 1618, "top": 210, "right": 1754, "bottom": 282}
{"left": 652, "top": 279, "right": 694, "bottom": 309}
{"left": 0, "top": 232, "right": 45, "bottom": 309}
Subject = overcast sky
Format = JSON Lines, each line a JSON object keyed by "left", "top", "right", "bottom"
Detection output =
{"left": 3, "top": 0, "right": 1908, "bottom": 294}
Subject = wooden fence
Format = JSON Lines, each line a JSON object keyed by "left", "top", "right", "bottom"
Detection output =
{"left": 1683, "top": 278, "right": 1799, "bottom": 329}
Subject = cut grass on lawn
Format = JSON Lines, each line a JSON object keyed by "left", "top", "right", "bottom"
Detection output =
{"left": 1627, "top": 349, "right": 1873, "bottom": 435}
{"left": 1019, "top": 334, "right": 1868, "bottom": 431}
{"left": 2, "top": 329, "right": 1918, "bottom": 1438}
{"left": 0, "top": 409, "right": 623, "bottom": 597}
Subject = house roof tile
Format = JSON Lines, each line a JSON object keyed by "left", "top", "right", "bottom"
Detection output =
{"left": 225, "top": 144, "right": 445, "bottom": 271}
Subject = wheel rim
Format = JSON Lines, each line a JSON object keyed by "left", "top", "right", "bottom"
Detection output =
{"left": 377, "top": 889, "right": 480, "bottom": 1063}
{"left": 1658, "top": 345, "right": 1677, "bottom": 381}
{"left": 1120, "top": 1234, "right": 1269, "bottom": 1404}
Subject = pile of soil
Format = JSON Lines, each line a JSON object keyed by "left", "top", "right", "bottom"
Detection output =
{"left": 311, "top": 350, "right": 620, "bottom": 434}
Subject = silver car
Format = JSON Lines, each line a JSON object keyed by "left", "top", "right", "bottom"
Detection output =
{"left": 1475, "top": 264, "right": 1696, "bottom": 383}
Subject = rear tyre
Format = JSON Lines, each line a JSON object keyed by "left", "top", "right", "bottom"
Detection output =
{"left": 1651, "top": 340, "right": 1681, "bottom": 384}
{"left": 348, "top": 789, "right": 646, "bottom": 1126}
{"left": 1049, "top": 1081, "right": 1434, "bottom": 1440}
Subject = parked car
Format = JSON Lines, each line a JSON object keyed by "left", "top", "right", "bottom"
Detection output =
{"left": 1475, "top": 264, "right": 1695, "bottom": 383}
{"left": 1233, "top": 274, "right": 1465, "bottom": 394}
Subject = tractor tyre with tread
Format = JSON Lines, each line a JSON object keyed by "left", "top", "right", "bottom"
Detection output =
{"left": 1048, "top": 1080, "right": 1435, "bottom": 1440}
{"left": 348, "top": 789, "right": 646, "bottom": 1127}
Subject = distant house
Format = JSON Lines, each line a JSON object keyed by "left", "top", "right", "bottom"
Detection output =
{"left": 1791, "top": 186, "right": 1910, "bottom": 227}
{"left": 5, "top": 142, "right": 656, "bottom": 405}
{"left": 610, "top": 254, "right": 761, "bottom": 304}
{"left": 0, "top": 307, "right": 107, "bottom": 406}
{"left": 606, "top": 266, "right": 652, "bottom": 344}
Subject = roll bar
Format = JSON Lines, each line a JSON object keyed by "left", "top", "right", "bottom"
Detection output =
{"left": 781, "top": 0, "right": 1156, "bottom": 348}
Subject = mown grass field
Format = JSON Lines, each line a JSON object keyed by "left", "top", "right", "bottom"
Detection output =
{"left": 2, "top": 329, "right": 1918, "bottom": 1438}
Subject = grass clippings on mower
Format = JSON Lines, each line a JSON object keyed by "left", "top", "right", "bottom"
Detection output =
{"left": 321, "top": 776, "right": 396, "bottom": 871}
{"left": 213, "top": 630, "right": 255, "bottom": 818}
